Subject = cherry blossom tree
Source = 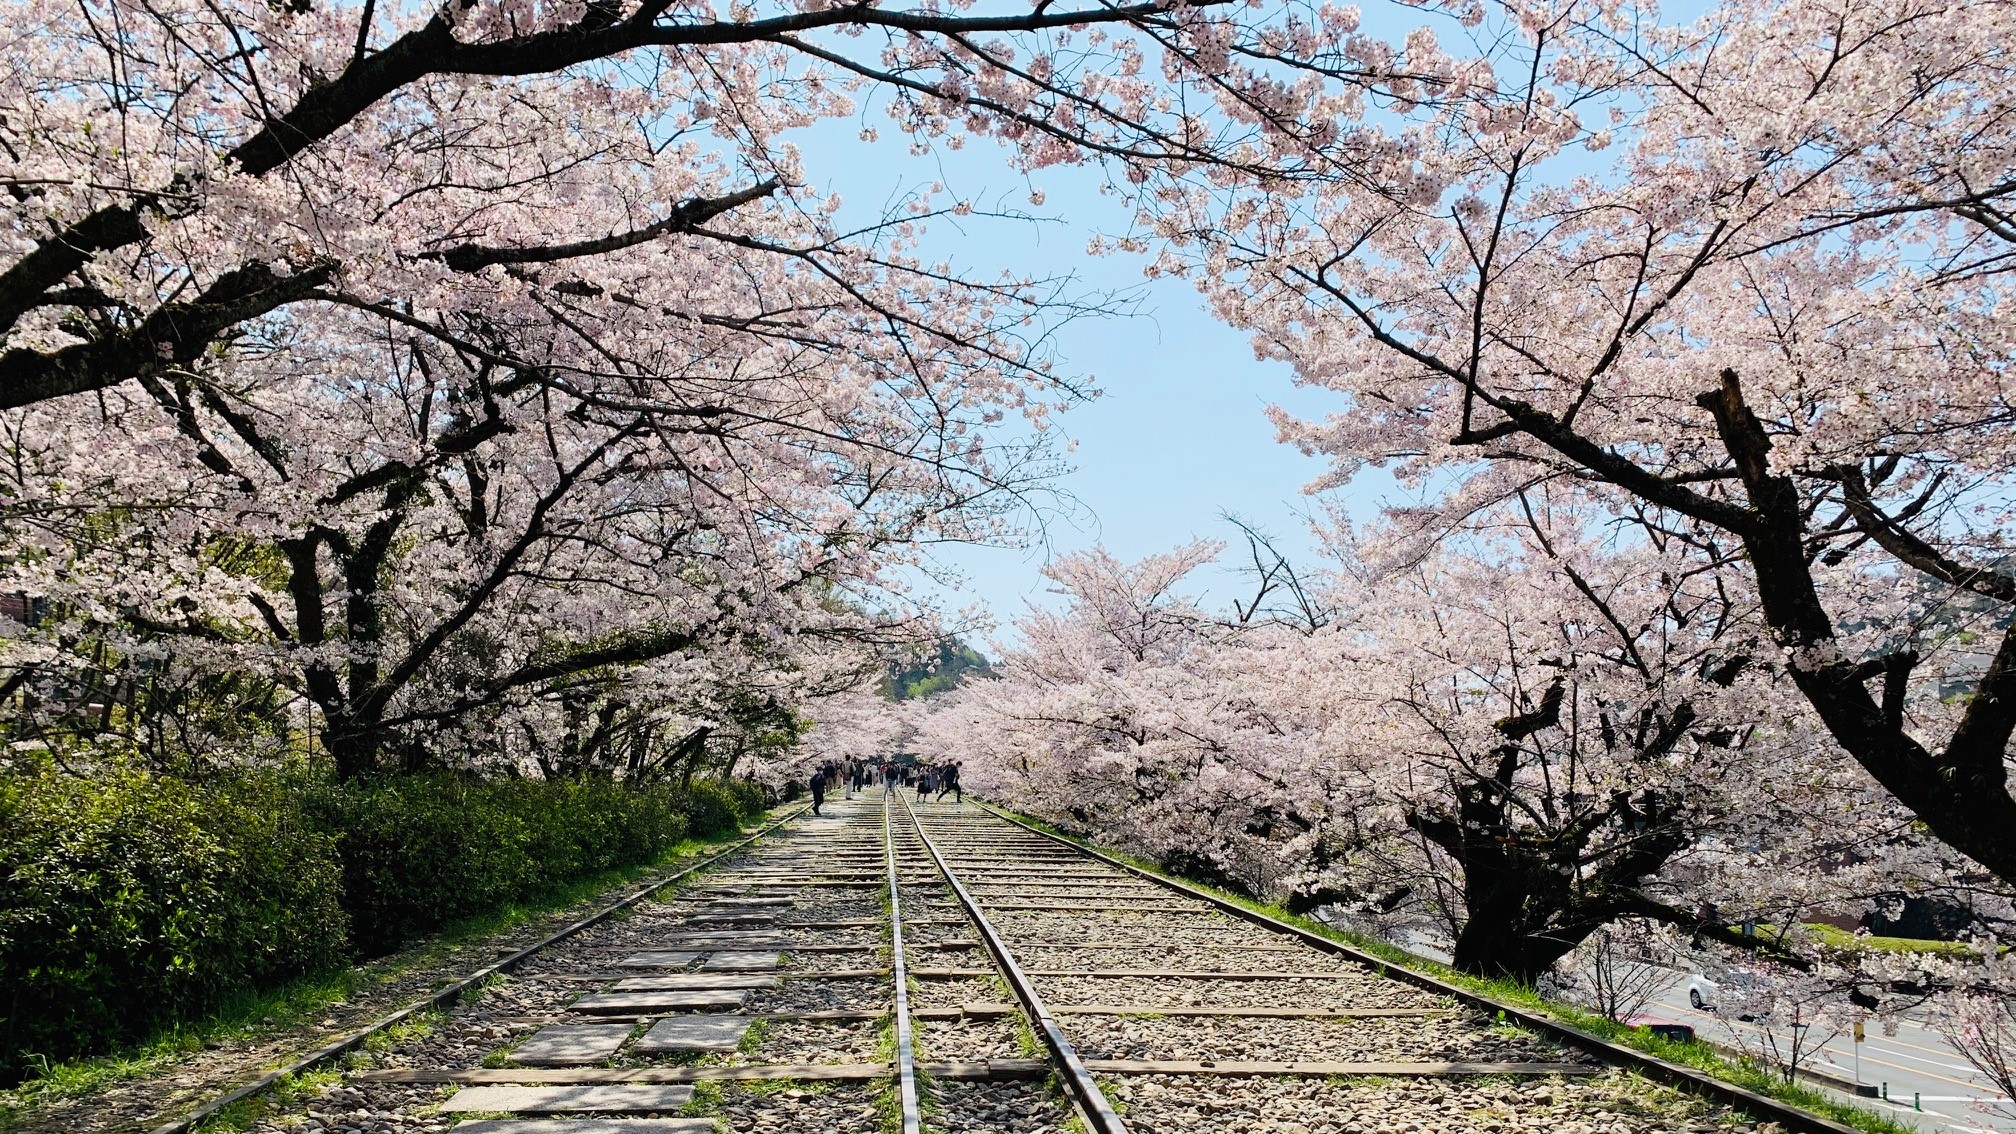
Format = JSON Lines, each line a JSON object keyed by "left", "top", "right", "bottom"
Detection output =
{"left": 1722, "top": 966, "right": 1853, "bottom": 1085}
{"left": 465, "top": 643, "right": 844, "bottom": 784}
{"left": 0, "top": 0, "right": 1407, "bottom": 411}
{"left": 783, "top": 687, "right": 906, "bottom": 780}
{"left": 1155, "top": 0, "right": 2016, "bottom": 892}
{"left": 916, "top": 509, "right": 1925, "bottom": 983}
{"left": 0, "top": 181, "right": 1059, "bottom": 777}
{"left": 1343, "top": 522, "right": 1780, "bottom": 981}
{"left": 1294, "top": 510, "right": 1900, "bottom": 983}
{"left": 0, "top": 0, "right": 1436, "bottom": 780}
{"left": 2, "top": 390, "right": 1007, "bottom": 782}
{"left": 1547, "top": 920, "right": 1678, "bottom": 1023}
{"left": 911, "top": 540, "right": 1344, "bottom": 894}
{"left": 1945, "top": 971, "right": 2016, "bottom": 1123}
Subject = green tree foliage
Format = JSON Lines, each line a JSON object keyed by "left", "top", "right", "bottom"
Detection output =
{"left": 883, "top": 638, "right": 993, "bottom": 701}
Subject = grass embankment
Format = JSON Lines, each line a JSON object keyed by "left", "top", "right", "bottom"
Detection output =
{"left": 982, "top": 803, "right": 1924, "bottom": 1134}
{"left": 1799, "top": 922, "right": 1995, "bottom": 959}
{"left": 0, "top": 793, "right": 774, "bottom": 1129}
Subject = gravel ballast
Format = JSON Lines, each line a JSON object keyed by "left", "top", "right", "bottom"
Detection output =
{"left": 1097, "top": 1071, "right": 1775, "bottom": 1134}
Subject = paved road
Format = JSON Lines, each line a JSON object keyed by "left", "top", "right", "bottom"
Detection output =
{"left": 1388, "top": 930, "right": 2014, "bottom": 1133}
{"left": 1644, "top": 974, "right": 2014, "bottom": 1134}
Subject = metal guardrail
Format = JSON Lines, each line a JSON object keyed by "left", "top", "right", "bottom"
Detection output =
{"left": 978, "top": 802, "right": 1867, "bottom": 1134}
{"left": 898, "top": 793, "right": 1131, "bottom": 1134}
{"left": 148, "top": 805, "right": 810, "bottom": 1134}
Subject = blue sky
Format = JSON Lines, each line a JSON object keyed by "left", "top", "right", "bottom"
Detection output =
{"left": 780, "top": 0, "right": 1686, "bottom": 644}
{"left": 791, "top": 112, "right": 1381, "bottom": 641}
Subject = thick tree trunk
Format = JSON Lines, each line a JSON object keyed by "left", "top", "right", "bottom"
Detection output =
{"left": 1696, "top": 371, "right": 2016, "bottom": 888}
{"left": 1431, "top": 821, "right": 1586, "bottom": 983}
{"left": 1414, "top": 768, "right": 1689, "bottom": 986}
{"left": 325, "top": 711, "right": 385, "bottom": 781}
{"left": 1449, "top": 901, "right": 1598, "bottom": 986}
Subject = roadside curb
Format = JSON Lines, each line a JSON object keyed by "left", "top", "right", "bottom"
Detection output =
{"left": 1694, "top": 1042, "right": 1867, "bottom": 1097}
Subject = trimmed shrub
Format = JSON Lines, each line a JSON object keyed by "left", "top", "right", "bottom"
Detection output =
{"left": 0, "top": 767, "right": 346, "bottom": 1075}
{"left": 716, "top": 779, "right": 765, "bottom": 825}
{"left": 0, "top": 769, "right": 757, "bottom": 1079}
{"left": 669, "top": 780, "right": 742, "bottom": 841}
{"left": 311, "top": 776, "right": 691, "bottom": 956}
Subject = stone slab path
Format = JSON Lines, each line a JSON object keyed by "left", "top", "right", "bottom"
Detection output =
{"left": 442, "top": 1084, "right": 697, "bottom": 1112}
{"left": 612, "top": 973, "right": 779, "bottom": 990}
{"left": 571, "top": 990, "right": 749, "bottom": 1013}
{"left": 453, "top": 1113, "right": 721, "bottom": 1121}
{"left": 633, "top": 1015, "right": 755, "bottom": 1053}
{"left": 697, "top": 951, "right": 779, "bottom": 971}
{"left": 614, "top": 951, "right": 700, "bottom": 967}
{"left": 649, "top": 934, "right": 792, "bottom": 948}
{"left": 508, "top": 1024, "right": 635, "bottom": 1067}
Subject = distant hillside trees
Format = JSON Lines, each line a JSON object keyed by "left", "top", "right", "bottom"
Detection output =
{"left": 885, "top": 639, "right": 995, "bottom": 702}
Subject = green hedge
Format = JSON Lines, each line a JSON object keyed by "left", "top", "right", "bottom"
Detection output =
{"left": 317, "top": 776, "right": 762, "bottom": 955}
{"left": 0, "top": 768, "right": 765, "bottom": 1079}
{"left": 721, "top": 778, "right": 765, "bottom": 822}
{"left": 667, "top": 779, "right": 757, "bottom": 847}
{"left": 0, "top": 768, "right": 346, "bottom": 1077}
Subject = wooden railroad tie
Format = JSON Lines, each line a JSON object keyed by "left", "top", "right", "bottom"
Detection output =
{"left": 537, "top": 969, "right": 889, "bottom": 982}
{"left": 571, "top": 944, "right": 876, "bottom": 954}
{"left": 964, "top": 881, "right": 1167, "bottom": 888}
{"left": 1050, "top": 1005, "right": 1456, "bottom": 1018}
{"left": 479, "top": 1004, "right": 1452, "bottom": 1026}
{"left": 683, "top": 880, "right": 883, "bottom": 889}
{"left": 479, "top": 1007, "right": 1010, "bottom": 1026}
{"left": 1004, "top": 941, "right": 1309, "bottom": 953}
{"left": 1081, "top": 1059, "right": 1599, "bottom": 1077}
{"left": 357, "top": 1058, "right": 1595, "bottom": 1086}
{"left": 973, "top": 903, "right": 1213, "bottom": 914}
{"left": 910, "top": 968, "right": 1390, "bottom": 980}
{"left": 968, "top": 892, "right": 1178, "bottom": 900}
{"left": 774, "top": 919, "right": 969, "bottom": 928}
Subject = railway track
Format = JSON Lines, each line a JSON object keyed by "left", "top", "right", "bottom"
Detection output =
{"left": 202, "top": 792, "right": 1853, "bottom": 1134}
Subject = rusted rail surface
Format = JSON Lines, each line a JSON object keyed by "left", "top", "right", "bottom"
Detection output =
{"left": 897, "top": 791, "right": 1131, "bottom": 1134}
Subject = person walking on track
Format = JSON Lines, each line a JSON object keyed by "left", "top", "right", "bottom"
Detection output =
{"left": 937, "top": 761, "right": 961, "bottom": 803}
{"left": 809, "top": 764, "right": 827, "bottom": 816}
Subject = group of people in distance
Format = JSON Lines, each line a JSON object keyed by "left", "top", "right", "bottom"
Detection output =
{"left": 805, "top": 757, "right": 962, "bottom": 816}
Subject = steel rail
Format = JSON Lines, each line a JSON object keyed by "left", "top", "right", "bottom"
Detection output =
{"left": 148, "top": 804, "right": 811, "bottom": 1134}
{"left": 883, "top": 791, "right": 925, "bottom": 1134}
{"left": 975, "top": 802, "right": 1865, "bottom": 1134}
{"left": 897, "top": 793, "right": 1130, "bottom": 1134}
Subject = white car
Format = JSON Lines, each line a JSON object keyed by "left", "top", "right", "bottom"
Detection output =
{"left": 1685, "top": 971, "right": 1763, "bottom": 1018}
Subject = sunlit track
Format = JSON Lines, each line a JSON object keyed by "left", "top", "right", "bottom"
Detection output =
{"left": 897, "top": 789, "right": 1130, "bottom": 1134}
{"left": 884, "top": 792, "right": 925, "bottom": 1134}
{"left": 159, "top": 792, "right": 1891, "bottom": 1134}
{"left": 892, "top": 797, "right": 1872, "bottom": 1134}
{"left": 142, "top": 808, "right": 807, "bottom": 1134}
{"left": 175, "top": 798, "right": 1007, "bottom": 1134}
{"left": 187, "top": 794, "right": 1089, "bottom": 1134}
